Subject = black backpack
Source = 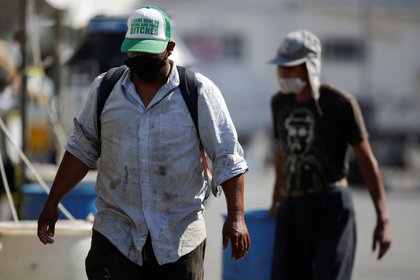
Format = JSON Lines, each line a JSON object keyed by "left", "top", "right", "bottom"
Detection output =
{"left": 96, "top": 65, "right": 199, "bottom": 143}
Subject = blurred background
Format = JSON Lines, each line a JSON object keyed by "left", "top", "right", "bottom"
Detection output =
{"left": 0, "top": 0, "right": 419, "bottom": 279}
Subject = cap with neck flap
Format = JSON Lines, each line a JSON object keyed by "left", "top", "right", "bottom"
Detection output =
{"left": 269, "top": 29, "right": 322, "bottom": 101}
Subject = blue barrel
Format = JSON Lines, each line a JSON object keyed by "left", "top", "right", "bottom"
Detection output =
{"left": 21, "top": 182, "right": 97, "bottom": 220}
{"left": 223, "top": 209, "right": 276, "bottom": 280}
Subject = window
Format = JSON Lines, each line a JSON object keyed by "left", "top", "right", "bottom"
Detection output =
{"left": 183, "top": 33, "right": 244, "bottom": 63}
{"left": 322, "top": 38, "right": 365, "bottom": 62}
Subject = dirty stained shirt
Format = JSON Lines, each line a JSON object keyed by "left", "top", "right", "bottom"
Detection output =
{"left": 65, "top": 64, "right": 248, "bottom": 266}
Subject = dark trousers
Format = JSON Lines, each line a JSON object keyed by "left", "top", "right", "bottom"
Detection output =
{"left": 85, "top": 230, "right": 206, "bottom": 280}
{"left": 271, "top": 187, "right": 357, "bottom": 280}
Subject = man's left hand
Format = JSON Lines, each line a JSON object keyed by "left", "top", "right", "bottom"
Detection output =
{"left": 372, "top": 219, "right": 392, "bottom": 259}
{"left": 222, "top": 215, "right": 250, "bottom": 261}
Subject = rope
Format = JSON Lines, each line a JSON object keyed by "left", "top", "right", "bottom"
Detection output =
{"left": 0, "top": 117, "right": 76, "bottom": 221}
{"left": 0, "top": 149, "right": 19, "bottom": 223}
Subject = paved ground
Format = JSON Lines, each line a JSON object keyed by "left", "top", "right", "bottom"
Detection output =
{"left": 1, "top": 163, "right": 418, "bottom": 279}
{"left": 203, "top": 167, "right": 420, "bottom": 280}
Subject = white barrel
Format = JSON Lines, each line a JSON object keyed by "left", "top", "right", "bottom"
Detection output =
{"left": 0, "top": 220, "right": 92, "bottom": 280}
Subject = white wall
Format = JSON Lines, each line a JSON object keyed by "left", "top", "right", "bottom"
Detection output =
{"left": 148, "top": 0, "right": 419, "bottom": 134}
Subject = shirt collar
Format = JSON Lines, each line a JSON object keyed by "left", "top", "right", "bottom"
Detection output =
{"left": 120, "top": 61, "right": 180, "bottom": 109}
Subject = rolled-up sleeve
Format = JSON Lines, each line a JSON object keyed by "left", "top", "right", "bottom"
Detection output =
{"left": 196, "top": 73, "right": 248, "bottom": 197}
{"left": 64, "top": 76, "right": 103, "bottom": 169}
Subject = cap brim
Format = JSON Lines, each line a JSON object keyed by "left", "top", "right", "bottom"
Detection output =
{"left": 121, "top": 38, "right": 169, "bottom": 54}
{"left": 267, "top": 56, "right": 306, "bottom": 66}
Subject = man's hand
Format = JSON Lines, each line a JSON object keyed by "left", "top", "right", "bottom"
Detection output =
{"left": 37, "top": 201, "right": 59, "bottom": 245}
{"left": 372, "top": 219, "right": 392, "bottom": 259}
{"left": 220, "top": 174, "right": 250, "bottom": 260}
{"left": 269, "top": 201, "right": 280, "bottom": 217}
{"left": 352, "top": 140, "right": 392, "bottom": 260}
{"left": 222, "top": 215, "right": 250, "bottom": 261}
{"left": 36, "top": 151, "right": 90, "bottom": 245}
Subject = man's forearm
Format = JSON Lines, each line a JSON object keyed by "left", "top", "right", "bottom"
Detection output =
{"left": 360, "top": 157, "right": 389, "bottom": 222}
{"left": 46, "top": 151, "right": 90, "bottom": 205}
{"left": 272, "top": 147, "right": 284, "bottom": 204}
{"left": 221, "top": 174, "right": 245, "bottom": 218}
{"left": 354, "top": 140, "right": 389, "bottom": 222}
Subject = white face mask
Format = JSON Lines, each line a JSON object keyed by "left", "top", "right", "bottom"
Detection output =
{"left": 278, "top": 77, "right": 306, "bottom": 94}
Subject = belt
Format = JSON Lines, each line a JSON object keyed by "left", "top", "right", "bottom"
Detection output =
{"left": 281, "top": 178, "right": 348, "bottom": 198}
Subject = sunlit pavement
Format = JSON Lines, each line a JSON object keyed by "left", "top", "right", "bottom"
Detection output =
{"left": 204, "top": 167, "right": 420, "bottom": 280}
{"left": 1, "top": 166, "right": 418, "bottom": 279}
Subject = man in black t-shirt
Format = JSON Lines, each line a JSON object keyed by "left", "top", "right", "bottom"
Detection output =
{"left": 268, "top": 30, "right": 392, "bottom": 280}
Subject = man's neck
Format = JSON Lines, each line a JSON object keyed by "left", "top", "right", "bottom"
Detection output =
{"left": 296, "top": 84, "right": 313, "bottom": 102}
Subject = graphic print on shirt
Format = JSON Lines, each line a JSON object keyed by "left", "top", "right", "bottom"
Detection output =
{"left": 283, "top": 108, "right": 328, "bottom": 191}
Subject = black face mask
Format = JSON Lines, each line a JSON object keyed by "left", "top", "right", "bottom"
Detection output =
{"left": 124, "top": 54, "right": 168, "bottom": 82}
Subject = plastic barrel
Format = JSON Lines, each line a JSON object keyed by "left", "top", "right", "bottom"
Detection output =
{"left": 0, "top": 220, "right": 92, "bottom": 280}
{"left": 223, "top": 209, "right": 276, "bottom": 280}
{"left": 20, "top": 182, "right": 97, "bottom": 220}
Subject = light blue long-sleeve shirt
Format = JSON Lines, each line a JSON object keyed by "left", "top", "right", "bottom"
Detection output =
{"left": 65, "top": 63, "right": 248, "bottom": 265}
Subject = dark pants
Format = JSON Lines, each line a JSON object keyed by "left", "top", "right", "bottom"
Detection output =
{"left": 85, "top": 230, "right": 206, "bottom": 280}
{"left": 271, "top": 187, "right": 356, "bottom": 280}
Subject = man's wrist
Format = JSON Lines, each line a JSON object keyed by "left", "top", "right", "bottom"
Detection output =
{"left": 377, "top": 216, "right": 390, "bottom": 225}
{"left": 227, "top": 209, "right": 244, "bottom": 219}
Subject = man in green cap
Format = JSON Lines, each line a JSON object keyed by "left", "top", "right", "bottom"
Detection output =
{"left": 38, "top": 6, "right": 250, "bottom": 279}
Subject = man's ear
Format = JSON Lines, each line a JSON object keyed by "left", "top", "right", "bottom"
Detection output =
{"left": 167, "top": 41, "right": 176, "bottom": 56}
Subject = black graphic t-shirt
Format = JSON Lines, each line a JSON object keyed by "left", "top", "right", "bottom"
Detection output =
{"left": 271, "top": 83, "right": 368, "bottom": 192}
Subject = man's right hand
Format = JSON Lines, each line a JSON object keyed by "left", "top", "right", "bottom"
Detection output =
{"left": 36, "top": 151, "right": 90, "bottom": 245}
{"left": 37, "top": 201, "right": 59, "bottom": 245}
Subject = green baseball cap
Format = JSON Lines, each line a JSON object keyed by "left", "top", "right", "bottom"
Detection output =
{"left": 121, "top": 6, "right": 171, "bottom": 54}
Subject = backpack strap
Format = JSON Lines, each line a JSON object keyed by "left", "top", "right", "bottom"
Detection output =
{"left": 177, "top": 66, "right": 213, "bottom": 196}
{"left": 176, "top": 65, "right": 200, "bottom": 138}
{"left": 96, "top": 66, "right": 127, "bottom": 143}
